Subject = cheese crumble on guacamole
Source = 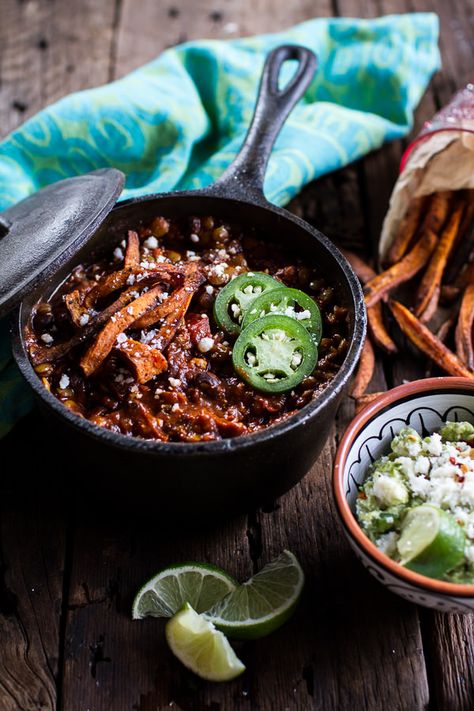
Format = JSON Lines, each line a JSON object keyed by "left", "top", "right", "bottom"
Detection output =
{"left": 356, "top": 421, "right": 474, "bottom": 584}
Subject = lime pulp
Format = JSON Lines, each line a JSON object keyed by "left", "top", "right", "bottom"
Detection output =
{"left": 204, "top": 549, "right": 304, "bottom": 639}
{"left": 132, "top": 562, "right": 237, "bottom": 619}
{"left": 397, "top": 505, "right": 465, "bottom": 579}
{"left": 165, "top": 603, "right": 245, "bottom": 682}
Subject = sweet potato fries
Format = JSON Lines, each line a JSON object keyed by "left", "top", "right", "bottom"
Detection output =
{"left": 347, "top": 189, "right": 474, "bottom": 410}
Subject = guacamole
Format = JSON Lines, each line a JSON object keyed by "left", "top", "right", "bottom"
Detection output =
{"left": 356, "top": 421, "right": 474, "bottom": 584}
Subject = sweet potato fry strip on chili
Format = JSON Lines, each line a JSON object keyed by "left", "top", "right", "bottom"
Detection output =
{"left": 350, "top": 337, "right": 375, "bottom": 399}
{"left": 64, "top": 289, "right": 90, "bottom": 327}
{"left": 415, "top": 201, "right": 465, "bottom": 318}
{"left": 455, "top": 282, "right": 474, "bottom": 371}
{"left": 386, "top": 195, "right": 428, "bottom": 266}
{"left": 83, "top": 258, "right": 186, "bottom": 309}
{"left": 342, "top": 250, "right": 397, "bottom": 354}
{"left": 81, "top": 285, "right": 166, "bottom": 376}
{"left": 31, "top": 287, "right": 140, "bottom": 365}
{"left": 364, "top": 229, "right": 438, "bottom": 308}
{"left": 131, "top": 287, "right": 188, "bottom": 330}
{"left": 115, "top": 338, "right": 168, "bottom": 383}
{"left": 152, "top": 292, "right": 194, "bottom": 351}
{"left": 390, "top": 300, "right": 474, "bottom": 378}
{"left": 124, "top": 230, "right": 140, "bottom": 269}
{"left": 84, "top": 266, "right": 135, "bottom": 308}
{"left": 131, "top": 265, "right": 205, "bottom": 330}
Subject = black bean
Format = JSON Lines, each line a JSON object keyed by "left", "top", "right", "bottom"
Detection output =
{"left": 193, "top": 371, "right": 222, "bottom": 397}
{"left": 33, "top": 303, "right": 54, "bottom": 331}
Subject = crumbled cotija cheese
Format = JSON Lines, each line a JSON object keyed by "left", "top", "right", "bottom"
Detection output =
{"left": 143, "top": 236, "right": 158, "bottom": 249}
{"left": 197, "top": 337, "right": 214, "bottom": 353}
{"left": 59, "top": 374, "right": 70, "bottom": 389}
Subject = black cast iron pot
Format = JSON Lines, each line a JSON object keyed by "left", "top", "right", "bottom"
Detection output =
{"left": 7, "top": 45, "right": 366, "bottom": 515}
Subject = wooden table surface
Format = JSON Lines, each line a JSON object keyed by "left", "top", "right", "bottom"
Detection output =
{"left": 1, "top": 0, "right": 473, "bottom": 709}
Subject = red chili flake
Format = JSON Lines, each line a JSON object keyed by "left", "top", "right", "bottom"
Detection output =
{"left": 456, "top": 474, "right": 465, "bottom": 484}
{"left": 450, "top": 456, "right": 457, "bottom": 465}
{"left": 358, "top": 491, "right": 367, "bottom": 500}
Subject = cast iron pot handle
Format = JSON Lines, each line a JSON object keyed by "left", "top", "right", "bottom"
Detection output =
{"left": 208, "top": 44, "right": 317, "bottom": 203}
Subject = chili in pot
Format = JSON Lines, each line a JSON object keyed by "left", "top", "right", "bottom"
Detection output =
{"left": 25, "top": 214, "right": 349, "bottom": 442}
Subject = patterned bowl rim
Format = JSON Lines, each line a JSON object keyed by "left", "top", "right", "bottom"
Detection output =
{"left": 333, "top": 377, "right": 474, "bottom": 597}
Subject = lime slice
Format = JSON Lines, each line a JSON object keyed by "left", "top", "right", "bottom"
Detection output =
{"left": 397, "top": 505, "right": 465, "bottom": 579}
{"left": 165, "top": 603, "right": 246, "bottom": 682}
{"left": 132, "top": 562, "right": 237, "bottom": 619}
{"left": 204, "top": 550, "right": 304, "bottom": 639}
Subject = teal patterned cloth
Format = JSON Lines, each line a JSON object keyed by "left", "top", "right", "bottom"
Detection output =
{"left": 0, "top": 13, "right": 440, "bottom": 437}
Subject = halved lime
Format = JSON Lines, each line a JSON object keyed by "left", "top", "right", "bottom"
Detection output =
{"left": 397, "top": 505, "right": 465, "bottom": 579}
{"left": 165, "top": 603, "right": 245, "bottom": 682}
{"left": 204, "top": 550, "right": 304, "bottom": 639}
{"left": 132, "top": 562, "right": 237, "bottom": 619}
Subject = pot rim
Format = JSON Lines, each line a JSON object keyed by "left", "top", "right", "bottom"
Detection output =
{"left": 333, "top": 376, "right": 474, "bottom": 598}
{"left": 12, "top": 191, "right": 367, "bottom": 456}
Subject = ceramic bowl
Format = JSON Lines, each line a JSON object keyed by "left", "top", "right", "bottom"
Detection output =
{"left": 334, "top": 377, "right": 474, "bottom": 613}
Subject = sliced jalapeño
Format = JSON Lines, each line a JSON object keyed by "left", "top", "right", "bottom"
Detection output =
{"left": 232, "top": 314, "right": 318, "bottom": 393}
{"left": 213, "top": 272, "right": 280, "bottom": 335}
{"left": 241, "top": 286, "right": 322, "bottom": 344}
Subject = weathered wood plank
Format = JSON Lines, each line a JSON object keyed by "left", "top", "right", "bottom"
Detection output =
{"left": 0, "top": 417, "right": 66, "bottom": 711}
{"left": 0, "top": 0, "right": 119, "bottom": 137}
{"left": 422, "top": 610, "right": 474, "bottom": 711}
{"left": 0, "top": 2, "right": 121, "bottom": 710}
{"left": 60, "top": 515, "right": 259, "bottom": 710}
{"left": 114, "top": 0, "right": 334, "bottom": 78}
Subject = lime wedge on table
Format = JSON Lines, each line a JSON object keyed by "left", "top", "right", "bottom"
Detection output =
{"left": 132, "top": 563, "right": 237, "bottom": 619}
{"left": 205, "top": 550, "right": 304, "bottom": 639}
{"left": 397, "top": 505, "right": 465, "bottom": 579}
{"left": 166, "top": 603, "right": 246, "bottom": 682}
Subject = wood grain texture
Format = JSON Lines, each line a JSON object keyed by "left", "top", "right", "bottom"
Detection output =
{"left": 0, "top": 418, "right": 66, "bottom": 711}
{"left": 0, "top": 0, "right": 119, "bottom": 134}
{"left": 0, "top": 2, "right": 120, "bottom": 709}
{"left": 1, "top": 0, "right": 474, "bottom": 709}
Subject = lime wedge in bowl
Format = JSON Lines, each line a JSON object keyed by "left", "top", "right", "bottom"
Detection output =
{"left": 397, "top": 505, "right": 465, "bottom": 579}
{"left": 166, "top": 603, "right": 245, "bottom": 682}
{"left": 204, "top": 549, "right": 304, "bottom": 639}
{"left": 132, "top": 562, "right": 237, "bottom": 619}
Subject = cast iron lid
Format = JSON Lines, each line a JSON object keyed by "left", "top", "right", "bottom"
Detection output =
{"left": 0, "top": 168, "right": 125, "bottom": 318}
